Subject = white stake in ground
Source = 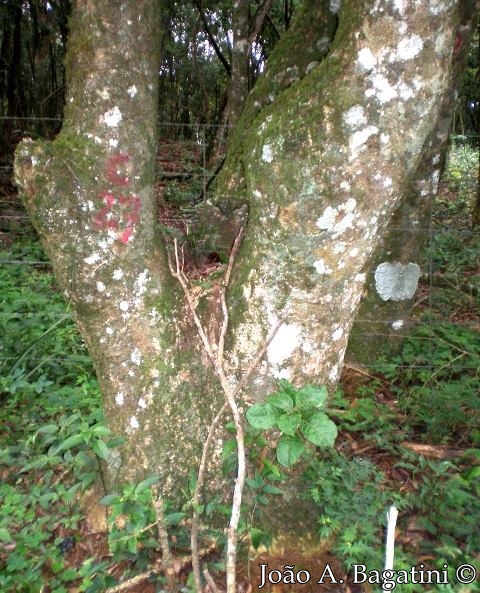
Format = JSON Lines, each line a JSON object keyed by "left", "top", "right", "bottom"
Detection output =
{"left": 383, "top": 506, "right": 398, "bottom": 592}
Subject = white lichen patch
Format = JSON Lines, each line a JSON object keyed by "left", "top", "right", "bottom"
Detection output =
{"left": 138, "top": 398, "right": 147, "bottom": 409}
{"left": 333, "top": 242, "right": 346, "bottom": 254}
{"left": 349, "top": 247, "right": 359, "bottom": 257}
{"left": 262, "top": 144, "right": 273, "bottom": 163}
{"left": 354, "top": 273, "right": 366, "bottom": 282}
{"left": 316, "top": 206, "right": 337, "bottom": 230}
{"left": 131, "top": 347, "right": 142, "bottom": 365}
{"left": 374, "top": 262, "right": 421, "bottom": 301}
{"left": 328, "top": 365, "right": 339, "bottom": 382}
{"left": 367, "top": 74, "right": 397, "bottom": 103}
{"left": 96, "top": 281, "right": 105, "bottom": 292}
{"left": 267, "top": 323, "right": 302, "bottom": 366}
{"left": 130, "top": 416, "right": 139, "bottom": 429}
{"left": 393, "top": 0, "right": 405, "bottom": 14}
{"left": 349, "top": 125, "right": 379, "bottom": 158}
{"left": 343, "top": 105, "right": 367, "bottom": 129}
{"left": 119, "top": 300, "right": 129, "bottom": 311}
{"left": 106, "top": 327, "right": 114, "bottom": 335}
{"left": 317, "top": 199, "right": 358, "bottom": 238}
{"left": 102, "top": 106, "right": 122, "bottom": 127}
{"left": 331, "top": 327, "right": 344, "bottom": 341}
{"left": 357, "top": 47, "right": 376, "bottom": 71}
{"left": 273, "top": 368, "right": 292, "bottom": 380}
{"left": 84, "top": 253, "right": 100, "bottom": 265}
{"left": 115, "top": 391, "right": 125, "bottom": 406}
{"left": 429, "top": 0, "right": 451, "bottom": 15}
{"left": 329, "top": 0, "right": 341, "bottom": 13}
{"left": 392, "top": 319, "right": 404, "bottom": 330}
{"left": 396, "top": 35, "right": 423, "bottom": 61}
{"left": 313, "top": 258, "right": 333, "bottom": 275}
{"left": 134, "top": 269, "right": 150, "bottom": 296}
{"left": 109, "top": 138, "right": 119, "bottom": 148}
{"left": 127, "top": 85, "right": 138, "bottom": 98}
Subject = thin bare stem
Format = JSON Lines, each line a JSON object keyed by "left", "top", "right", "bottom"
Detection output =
{"left": 218, "top": 229, "right": 245, "bottom": 369}
{"left": 204, "top": 567, "right": 224, "bottom": 593}
{"left": 191, "top": 401, "right": 228, "bottom": 592}
{"left": 169, "top": 235, "right": 283, "bottom": 593}
{"left": 153, "top": 488, "right": 176, "bottom": 591}
{"left": 168, "top": 239, "right": 218, "bottom": 370}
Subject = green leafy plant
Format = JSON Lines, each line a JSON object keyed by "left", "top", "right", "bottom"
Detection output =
{"left": 246, "top": 381, "right": 337, "bottom": 467}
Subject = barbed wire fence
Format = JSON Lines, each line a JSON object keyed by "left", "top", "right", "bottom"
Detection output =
{"left": 1, "top": 115, "right": 479, "bottom": 376}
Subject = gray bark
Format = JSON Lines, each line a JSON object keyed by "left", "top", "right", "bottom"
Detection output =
{"left": 13, "top": 0, "right": 476, "bottom": 543}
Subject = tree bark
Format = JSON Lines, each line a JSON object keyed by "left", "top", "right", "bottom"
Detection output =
{"left": 346, "top": 0, "right": 477, "bottom": 364}
{"left": 14, "top": 0, "right": 476, "bottom": 542}
{"left": 14, "top": 0, "right": 223, "bottom": 495}
{"left": 214, "top": 0, "right": 476, "bottom": 397}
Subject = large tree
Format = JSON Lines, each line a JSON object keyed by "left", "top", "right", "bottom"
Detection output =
{"left": 14, "top": 0, "right": 476, "bottom": 535}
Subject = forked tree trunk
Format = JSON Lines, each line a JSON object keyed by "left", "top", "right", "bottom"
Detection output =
{"left": 14, "top": 0, "right": 476, "bottom": 541}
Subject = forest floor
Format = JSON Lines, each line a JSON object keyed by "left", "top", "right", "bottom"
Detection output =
{"left": 0, "top": 139, "right": 479, "bottom": 593}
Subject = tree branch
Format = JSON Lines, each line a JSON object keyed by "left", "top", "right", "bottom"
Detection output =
{"left": 192, "top": 0, "right": 231, "bottom": 76}
{"left": 248, "top": 0, "right": 274, "bottom": 45}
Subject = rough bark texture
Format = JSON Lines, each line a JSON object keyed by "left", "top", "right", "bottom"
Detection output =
{"left": 215, "top": 0, "right": 476, "bottom": 398}
{"left": 14, "top": 0, "right": 223, "bottom": 494}
{"left": 13, "top": 0, "right": 477, "bottom": 546}
{"left": 346, "top": 2, "right": 477, "bottom": 364}
{"left": 227, "top": 0, "right": 251, "bottom": 126}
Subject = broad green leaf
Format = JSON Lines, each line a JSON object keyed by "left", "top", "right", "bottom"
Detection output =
{"left": 99, "top": 494, "right": 121, "bottom": 506}
{"left": 134, "top": 475, "right": 160, "bottom": 493}
{"left": 245, "top": 477, "right": 261, "bottom": 490}
{"left": 0, "top": 528, "right": 12, "bottom": 542}
{"left": 92, "top": 439, "right": 111, "bottom": 461}
{"left": 267, "top": 391, "right": 294, "bottom": 412}
{"left": 301, "top": 412, "right": 337, "bottom": 447}
{"left": 250, "top": 527, "right": 265, "bottom": 550}
{"left": 276, "top": 412, "right": 301, "bottom": 436}
{"left": 222, "top": 438, "right": 237, "bottom": 458}
{"left": 49, "top": 433, "right": 84, "bottom": 456}
{"left": 106, "top": 436, "right": 126, "bottom": 448}
{"left": 276, "top": 435, "right": 305, "bottom": 467}
{"left": 246, "top": 403, "right": 277, "bottom": 429}
{"left": 262, "top": 484, "right": 284, "bottom": 495}
{"left": 164, "top": 512, "right": 185, "bottom": 526}
{"left": 278, "top": 380, "right": 297, "bottom": 397}
{"left": 298, "top": 385, "right": 328, "bottom": 408}
{"left": 262, "top": 458, "right": 281, "bottom": 478}
{"left": 37, "top": 424, "right": 58, "bottom": 435}
{"left": 89, "top": 425, "right": 111, "bottom": 437}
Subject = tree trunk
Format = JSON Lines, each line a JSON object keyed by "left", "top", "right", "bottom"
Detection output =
{"left": 14, "top": 0, "right": 476, "bottom": 541}
{"left": 14, "top": 0, "right": 223, "bottom": 496}
{"left": 214, "top": 0, "right": 476, "bottom": 397}
{"left": 346, "top": 2, "right": 476, "bottom": 365}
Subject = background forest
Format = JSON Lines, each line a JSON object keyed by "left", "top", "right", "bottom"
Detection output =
{"left": 1, "top": 1, "right": 480, "bottom": 593}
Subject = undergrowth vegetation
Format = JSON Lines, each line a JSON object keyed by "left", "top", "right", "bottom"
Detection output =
{"left": 0, "top": 141, "right": 479, "bottom": 592}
